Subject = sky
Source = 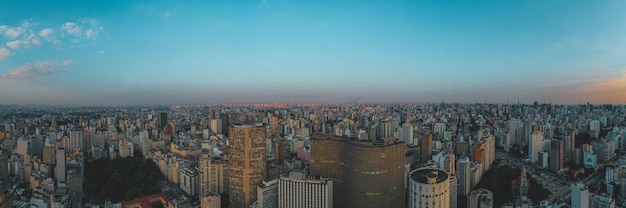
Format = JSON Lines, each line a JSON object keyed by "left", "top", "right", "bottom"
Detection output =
{"left": 1, "top": 0, "right": 626, "bottom": 105}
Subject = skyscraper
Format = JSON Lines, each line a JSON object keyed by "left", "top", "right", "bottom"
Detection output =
{"left": 310, "top": 136, "right": 405, "bottom": 208}
{"left": 571, "top": 182, "right": 589, "bottom": 208}
{"left": 228, "top": 124, "right": 267, "bottom": 208}
{"left": 550, "top": 139, "right": 564, "bottom": 172}
{"left": 469, "top": 189, "right": 494, "bottom": 208}
{"left": 408, "top": 168, "right": 450, "bottom": 208}
{"left": 55, "top": 147, "right": 66, "bottom": 183}
{"left": 378, "top": 118, "right": 393, "bottom": 139}
{"left": 421, "top": 132, "right": 433, "bottom": 163}
{"left": 529, "top": 131, "right": 544, "bottom": 163}
{"left": 278, "top": 172, "right": 332, "bottom": 208}
{"left": 158, "top": 112, "right": 168, "bottom": 130}
{"left": 457, "top": 155, "right": 471, "bottom": 196}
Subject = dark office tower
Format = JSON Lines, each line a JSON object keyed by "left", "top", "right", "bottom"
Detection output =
{"left": 228, "top": 124, "right": 267, "bottom": 208}
{"left": 563, "top": 129, "right": 575, "bottom": 161}
{"left": 421, "top": 132, "right": 433, "bottom": 162}
{"left": 221, "top": 113, "right": 230, "bottom": 137}
{"left": 274, "top": 139, "right": 291, "bottom": 164}
{"left": 310, "top": 136, "right": 405, "bottom": 208}
{"left": 158, "top": 113, "right": 168, "bottom": 130}
{"left": 550, "top": 139, "right": 564, "bottom": 172}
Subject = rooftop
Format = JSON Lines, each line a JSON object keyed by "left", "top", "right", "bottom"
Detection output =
{"left": 410, "top": 168, "right": 449, "bottom": 184}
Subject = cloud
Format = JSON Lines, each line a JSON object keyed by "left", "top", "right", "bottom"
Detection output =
{"left": 0, "top": 23, "right": 27, "bottom": 38}
{"left": 0, "top": 47, "right": 10, "bottom": 60}
{"left": 573, "top": 71, "right": 626, "bottom": 103}
{"left": 0, "top": 60, "right": 72, "bottom": 80}
{"left": 38, "top": 28, "right": 53, "bottom": 39}
{"left": 98, "top": 50, "right": 105, "bottom": 55}
{"left": 164, "top": 11, "right": 171, "bottom": 17}
{"left": 61, "top": 22, "right": 82, "bottom": 35}
{"left": 6, "top": 40, "right": 20, "bottom": 49}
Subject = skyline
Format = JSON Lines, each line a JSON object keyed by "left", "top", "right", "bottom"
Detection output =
{"left": 1, "top": 1, "right": 626, "bottom": 105}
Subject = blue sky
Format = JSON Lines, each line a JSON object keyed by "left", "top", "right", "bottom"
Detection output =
{"left": 1, "top": 0, "right": 625, "bottom": 105}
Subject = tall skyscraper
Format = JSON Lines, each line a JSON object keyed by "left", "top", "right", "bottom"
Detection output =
{"left": 211, "top": 119, "right": 223, "bottom": 134}
{"left": 55, "top": 147, "right": 66, "bottom": 183}
{"left": 571, "top": 182, "right": 589, "bottom": 208}
{"left": 255, "top": 179, "right": 278, "bottom": 208}
{"left": 278, "top": 172, "right": 333, "bottom": 208}
{"left": 421, "top": 132, "right": 433, "bottom": 162}
{"left": 529, "top": 131, "right": 544, "bottom": 163}
{"left": 509, "top": 119, "right": 524, "bottom": 145}
{"left": 408, "top": 168, "right": 450, "bottom": 208}
{"left": 457, "top": 155, "right": 471, "bottom": 196}
{"left": 378, "top": 118, "right": 393, "bottom": 139}
{"left": 158, "top": 112, "right": 168, "bottom": 130}
{"left": 564, "top": 129, "right": 576, "bottom": 161}
{"left": 550, "top": 139, "right": 564, "bottom": 172}
{"left": 228, "top": 124, "right": 267, "bottom": 208}
{"left": 310, "top": 136, "right": 405, "bottom": 208}
{"left": 469, "top": 189, "right": 494, "bottom": 208}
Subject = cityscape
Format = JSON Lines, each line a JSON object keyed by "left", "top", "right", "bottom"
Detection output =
{"left": 2, "top": 1, "right": 626, "bottom": 208}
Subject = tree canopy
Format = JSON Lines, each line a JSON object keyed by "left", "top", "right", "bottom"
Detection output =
{"left": 84, "top": 157, "right": 164, "bottom": 203}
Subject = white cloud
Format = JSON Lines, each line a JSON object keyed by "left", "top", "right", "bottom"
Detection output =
{"left": 98, "top": 50, "right": 105, "bottom": 55}
{"left": 85, "top": 29, "right": 95, "bottom": 39}
{"left": 39, "top": 28, "right": 53, "bottom": 39}
{"left": 6, "top": 40, "right": 20, "bottom": 49}
{"left": 0, "top": 47, "right": 10, "bottom": 61}
{"left": 0, "top": 60, "right": 72, "bottom": 80}
{"left": 164, "top": 11, "right": 171, "bottom": 17}
{"left": 62, "top": 22, "right": 82, "bottom": 35}
{"left": 0, "top": 22, "right": 30, "bottom": 38}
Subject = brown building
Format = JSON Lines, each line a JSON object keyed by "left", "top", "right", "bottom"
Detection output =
{"left": 228, "top": 124, "right": 267, "bottom": 208}
{"left": 421, "top": 132, "right": 433, "bottom": 162}
{"left": 310, "top": 135, "right": 405, "bottom": 208}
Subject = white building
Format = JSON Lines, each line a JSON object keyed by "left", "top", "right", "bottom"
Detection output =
{"left": 571, "top": 182, "right": 589, "bottom": 208}
{"left": 180, "top": 168, "right": 199, "bottom": 197}
{"left": 529, "top": 131, "right": 544, "bottom": 163}
{"left": 409, "top": 168, "right": 450, "bottom": 208}
{"left": 278, "top": 172, "right": 332, "bottom": 208}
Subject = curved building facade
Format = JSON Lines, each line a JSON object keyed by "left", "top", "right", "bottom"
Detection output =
{"left": 409, "top": 168, "right": 450, "bottom": 208}
{"left": 310, "top": 136, "right": 405, "bottom": 208}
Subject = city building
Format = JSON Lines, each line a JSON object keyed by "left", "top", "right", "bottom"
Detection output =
{"left": 421, "top": 132, "right": 433, "bottom": 162}
{"left": 200, "top": 193, "right": 221, "bottom": 208}
{"left": 457, "top": 155, "right": 471, "bottom": 196}
{"left": 408, "top": 168, "right": 450, "bottom": 208}
{"left": 310, "top": 135, "right": 405, "bottom": 208}
{"left": 469, "top": 189, "right": 494, "bottom": 208}
{"left": 278, "top": 172, "right": 332, "bottom": 208}
{"left": 571, "top": 182, "right": 589, "bottom": 208}
{"left": 549, "top": 139, "right": 563, "bottom": 172}
{"left": 529, "top": 131, "right": 544, "bottom": 163}
{"left": 228, "top": 123, "right": 267, "bottom": 208}
{"left": 180, "top": 168, "right": 199, "bottom": 197}
{"left": 55, "top": 147, "right": 66, "bottom": 183}
{"left": 253, "top": 179, "right": 278, "bottom": 208}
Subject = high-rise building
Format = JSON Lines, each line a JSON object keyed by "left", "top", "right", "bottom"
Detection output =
{"left": 529, "top": 131, "right": 544, "bottom": 163}
{"left": 564, "top": 129, "right": 575, "bottom": 161}
{"left": 378, "top": 118, "right": 393, "bottom": 139}
{"left": 255, "top": 179, "right": 278, "bottom": 208}
{"left": 457, "top": 155, "right": 471, "bottom": 196}
{"left": 310, "top": 136, "right": 405, "bottom": 208}
{"left": 550, "top": 139, "right": 563, "bottom": 172}
{"left": 228, "top": 124, "right": 267, "bottom": 208}
{"left": 200, "top": 193, "right": 221, "bottom": 208}
{"left": 55, "top": 147, "right": 66, "bottom": 183}
{"left": 211, "top": 119, "right": 223, "bottom": 134}
{"left": 278, "top": 172, "right": 332, "bottom": 208}
{"left": 571, "top": 182, "right": 589, "bottom": 208}
{"left": 401, "top": 123, "right": 414, "bottom": 145}
{"left": 408, "top": 168, "right": 450, "bottom": 208}
{"left": 158, "top": 112, "right": 168, "bottom": 130}
{"left": 180, "top": 167, "right": 199, "bottom": 197}
{"left": 509, "top": 118, "right": 524, "bottom": 146}
{"left": 68, "top": 130, "right": 84, "bottom": 152}
{"left": 421, "top": 132, "right": 433, "bottom": 163}
{"left": 469, "top": 189, "right": 494, "bottom": 208}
